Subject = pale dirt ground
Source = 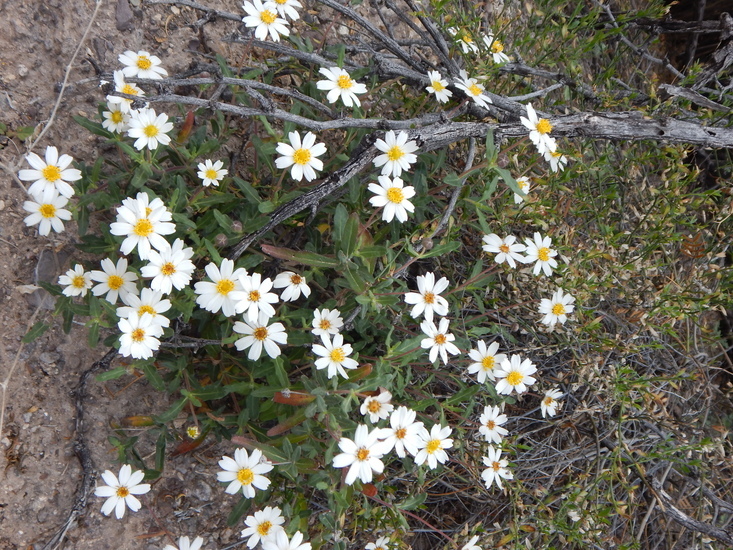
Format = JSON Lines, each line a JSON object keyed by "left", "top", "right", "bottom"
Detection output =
{"left": 0, "top": 0, "right": 251, "bottom": 548}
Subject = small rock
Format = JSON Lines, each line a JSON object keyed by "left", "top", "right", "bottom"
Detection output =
{"left": 22, "top": 412, "right": 33, "bottom": 424}
{"left": 39, "top": 351, "right": 60, "bottom": 364}
{"left": 189, "top": 479, "right": 213, "bottom": 502}
{"left": 116, "top": 0, "right": 135, "bottom": 31}
{"left": 18, "top": 65, "right": 28, "bottom": 77}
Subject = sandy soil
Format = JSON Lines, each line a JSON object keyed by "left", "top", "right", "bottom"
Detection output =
{"left": 0, "top": 0, "right": 247, "bottom": 548}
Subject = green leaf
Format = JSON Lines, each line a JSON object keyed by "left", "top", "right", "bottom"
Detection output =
{"left": 22, "top": 321, "right": 50, "bottom": 343}
{"left": 343, "top": 265, "right": 367, "bottom": 294}
{"left": 130, "top": 163, "right": 153, "bottom": 189}
{"left": 96, "top": 366, "right": 128, "bottom": 382}
{"left": 73, "top": 115, "right": 113, "bottom": 139}
{"left": 227, "top": 496, "right": 252, "bottom": 526}
{"left": 140, "top": 362, "right": 165, "bottom": 391}
{"left": 155, "top": 430, "right": 167, "bottom": 472}
{"left": 340, "top": 212, "right": 359, "bottom": 258}
{"left": 261, "top": 245, "right": 340, "bottom": 268}
{"left": 495, "top": 167, "right": 523, "bottom": 197}
{"left": 154, "top": 396, "right": 188, "bottom": 423}
{"left": 396, "top": 492, "right": 427, "bottom": 510}
{"left": 258, "top": 200, "right": 275, "bottom": 214}
{"left": 412, "top": 241, "right": 461, "bottom": 258}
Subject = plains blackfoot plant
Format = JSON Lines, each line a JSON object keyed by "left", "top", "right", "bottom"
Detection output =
{"left": 13, "top": 0, "right": 733, "bottom": 548}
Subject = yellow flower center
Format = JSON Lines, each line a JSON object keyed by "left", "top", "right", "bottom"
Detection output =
{"left": 145, "top": 206, "right": 153, "bottom": 216}
{"left": 386, "top": 145, "right": 404, "bottom": 161}
{"left": 543, "top": 396, "right": 555, "bottom": 407}
{"left": 537, "top": 247, "right": 550, "bottom": 262}
{"left": 257, "top": 521, "right": 273, "bottom": 536}
{"left": 481, "top": 356, "right": 495, "bottom": 371}
{"left": 426, "top": 439, "right": 441, "bottom": 454}
{"left": 423, "top": 292, "right": 435, "bottom": 304}
{"left": 216, "top": 279, "right": 235, "bottom": 295}
{"left": 434, "top": 334, "right": 447, "bottom": 345}
{"left": 491, "top": 40, "right": 504, "bottom": 53}
{"left": 319, "top": 319, "right": 332, "bottom": 330}
{"left": 499, "top": 244, "right": 510, "bottom": 254}
{"left": 551, "top": 151, "right": 562, "bottom": 159}
{"left": 161, "top": 262, "right": 176, "bottom": 276}
{"left": 72, "top": 275, "right": 87, "bottom": 288}
{"left": 249, "top": 290, "right": 261, "bottom": 302}
{"left": 356, "top": 447, "right": 370, "bottom": 461}
{"left": 205, "top": 168, "right": 219, "bottom": 180}
{"left": 237, "top": 468, "right": 254, "bottom": 485}
{"left": 395, "top": 428, "right": 407, "bottom": 439}
{"left": 386, "top": 187, "right": 404, "bottom": 204}
{"left": 292, "top": 148, "right": 312, "bottom": 165}
{"left": 486, "top": 420, "right": 496, "bottom": 430}
{"left": 39, "top": 203, "right": 57, "bottom": 219}
{"left": 492, "top": 461, "right": 501, "bottom": 471}
{"left": 552, "top": 303, "right": 566, "bottom": 316}
{"left": 367, "top": 400, "right": 382, "bottom": 413}
{"left": 42, "top": 165, "right": 61, "bottom": 182}
{"left": 290, "top": 274, "right": 303, "bottom": 285}
{"left": 187, "top": 426, "right": 200, "bottom": 439}
{"left": 111, "top": 111, "right": 124, "bottom": 123}
{"left": 337, "top": 74, "right": 354, "bottom": 90}
{"left": 330, "top": 348, "right": 346, "bottom": 362}
{"left": 274, "top": 0, "right": 286, "bottom": 4}
{"left": 116, "top": 486, "right": 131, "bottom": 498}
{"left": 139, "top": 305, "right": 156, "bottom": 316}
{"left": 121, "top": 84, "right": 139, "bottom": 96}
{"left": 260, "top": 9, "right": 276, "bottom": 24}
{"left": 133, "top": 218, "right": 154, "bottom": 237}
{"left": 505, "top": 371, "right": 524, "bottom": 386}
{"left": 536, "top": 118, "right": 552, "bottom": 134}
{"left": 431, "top": 80, "right": 445, "bottom": 91}
{"left": 131, "top": 328, "right": 146, "bottom": 342}
{"left": 253, "top": 327, "right": 269, "bottom": 341}
{"left": 108, "top": 275, "right": 124, "bottom": 290}
{"left": 137, "top": 56, "right": 152, "bottom": 70}
{"left": 143, "top": 124, "right": 159, "bottom": 138}
{"left": 468, "top": 83, "right": 482, "bottom": 96}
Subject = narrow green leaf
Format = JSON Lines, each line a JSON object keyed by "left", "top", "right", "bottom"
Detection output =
{"left": 22, "top": 321, "right": 50, "bottom": 343}
{"left": 341, "top": 212, "right": 359, "bottom": 258}
{"left": 261, "top": 244, "right": 339, "bottom": 268}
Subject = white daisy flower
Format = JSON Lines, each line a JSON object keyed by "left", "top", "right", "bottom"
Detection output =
{"left": 403, "top": 272, "right": 450, "bottom": 322}
{"left": 118, "top": 312, "right": 165, "bottom": 359}
{"left": 478, "top": 405, "right": 508, "bottom": 444}
{"left": 481, "top": 447, "right": 513, "bottom": 489}
{"left": 368, "top": 175, "right": 416, "bottom": 223}
{"left": 242, "top": 0, "right": 290, "bottom": 42}
{"left": 102, "top": 101, "right": 131, "bottom": 133}
{"left": 197, "top": 159, "right": 228, "bottom": 187}
{"left": 520, "top": 103, "right": 556, "bottom": 155}
{"left": 234, "top": 313, "right": 288, "bottom": 360}
{"left": 426, "top": 70, "right": 452, "bottom": 103}
{"left": 373, "top": 130, "right": 419, "bottom": 178}
{"left": 538, "top": 288, "right": 576, "bottom": 327}
{"left": 23, "top": 188, "right": 72, "bottom": 236}
{"left": 217, "top": 447, "right": 273, "bottom": 498}
{"left": 163, "top": 536, "right": 204, "bottom": 550}
{"left": 332, "top": 424, "right": 391, "bottom": 485}
{"left": 241, "top": 505, "right": 285, "bottom": 548}
{"left": 90, "top": 257, "right": 138, "bottom": 304}
{"left": 365, "top": 537, "right": 391, "bottom": 550}
{"left": 275, "top": 131, "right": 327, "bottom": 182}
{"left": 494, "top": 354, "right": 537, "bottom": 395}
{"left": 311, "top": 308, "right": 344, "bottom": 337}
{"left": 194, "top": 259, "right": 247, "bottom": 317}
{"left": 118, "top": 50, "right": 168, "bottom": 80}
{"left": 312, "top": 333, "right": 358, "bottom": 379}
{"left": 467, "top": 340, "right": 507, "bottom": 383}
{"left": 18, "top": 145, "right": 81, "bottom": 199}
{"left": 448, "top": 27, "right": 479, "bottom": 54}
{"left": 420, "top": 318, "right": 460, "bottom": 365}
{"left": 127, "top": 108, "right": 174, "bottom": 151}
{"left": 481, "top": 234, "right": 526, "bottom": 268}
{"left": 237, "top": 272, "right": 279, "bottom": 322}
{"left": 273, "top": 271, "right": 311, "bottom": 302}
{"left": 482, "top": 34, "right": 510, "bottom": 63}
{"left": 461, "top": 535, "right": 481, "bottom": 550}
{"left": 544, "top": 149, "right": 568, "bottom": 172}
{"left": 109, "top": 192, "right": 175, "bottom": 260}
{"left": 116, "top": 287, "right": 172, "bottom": 328}
{"left": 270, "top": 0, "right": 302, "bottom": 20}
{"left": 523, "top": 232, "right": 558, "bottom": 277}
{"left": 541, "top": 388, "right": 563, "bottom": 418}
{"left": 316, "top": 67, "right": 368, "bottom": 107}
{"left": 415, "top": 424, "right": 453, "bottom": 469}
{"left": 378, "top": 406, "right": 424, "bottom": 458}
{"left": 454, "top": 70, "right": 492, "bottom": 109}
{"left": 141, "top": 238, "right": 195, "bottom": 294}
{"left": 58, "top": 264, "right": 93, "bottom": 298}
{"left": 262, "top": 530, "right": 311, "bottom": 550}
{"left": 107, "top": 70, "right": 145, "bottom": 113}
{"left": 94, "top": 463, "right": 150, "bottom": 519}
{"left": 360, "top": 390, "right": 394, "bottom": 423}
{"left": 514, "top": 176, "right": 531, "bottom": 204}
